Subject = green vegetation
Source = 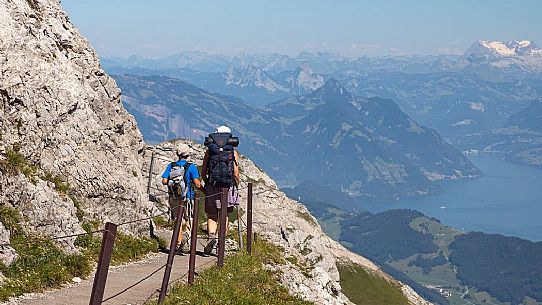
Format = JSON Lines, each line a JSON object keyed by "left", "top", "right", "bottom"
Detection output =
{"left": 41, "top": 171, "right": 71, "bottom": 194}
{"left": 389, "top": 256, "right": 460, "bottom": 289}
{"left": 75, "top": 223, "right": 159, "bottom": 265}
{"left": 0, "top": 148, "right": 38, "bottom": 178}
{"left": 153, "top": 215, "right": 170, "bottom": 228}
{"left": 410, "top": 216, "right": 462, "bottom": 255}
{"left": 336, "top": 209, "right": 452, "bottom": 305}
{"left": 449, "top": 232, "right": 542, "bottom": 305}
{"left": 0, "top": 206, "right": 160, "bottom": 300}
{"left": 337, "top": 262, "right": 410, "bottom": 305}
{"left": 111, "top": 233, "right": 158, "bottom": 265}
{"left": 161, "top": 240, "right": 311, "bottom": 305}
{"left": 0, "top": 147, "right": 73, "bottom": 196}
{"left": 285, "top": 255, "right": 314, "bottom": 278}
{"left": 408, "top": 252, "right": 447, "bottom": 275}
{"left": 0, "top": 207, "right": 91, "bottom": 301}
{"left": 69, "top": 194, "right": 85, "bottom": 221}
{"left": 340, "top": 209, "right": 437, "bottom": 261}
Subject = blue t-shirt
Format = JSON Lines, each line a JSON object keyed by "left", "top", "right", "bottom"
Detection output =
{"left": 162, "top": 160, "right": 200, "bottom": 199}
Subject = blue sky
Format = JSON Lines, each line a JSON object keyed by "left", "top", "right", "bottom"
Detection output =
{"left": 62, "top": 0, "right": 542, "bottom": 58}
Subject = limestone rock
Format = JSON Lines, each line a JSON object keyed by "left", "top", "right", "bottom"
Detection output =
{"left": 0, "top": 222, "right": 17, "bottom": 266}
{"left": 0, "top": 0, "right": 154, "bottom": 250}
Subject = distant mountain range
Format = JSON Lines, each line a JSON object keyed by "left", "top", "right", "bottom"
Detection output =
{"left": 103, "top": 40, "right": 542, "bottom": 73}
{"left": 104, "top": 40, "right": 542, "bottom": 140}
{"left": 466, "top": 40, "right": 542, "bottom": 58}
{"left": 114, "top": 75, "right": 480, "bottom": 200}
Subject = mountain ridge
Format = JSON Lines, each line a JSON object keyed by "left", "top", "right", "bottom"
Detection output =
{"left": 115, "top": 74, "right": 480, "bottom": 200}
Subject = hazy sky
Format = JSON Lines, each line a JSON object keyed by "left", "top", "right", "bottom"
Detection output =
{"left": 61, "top": 0, "right": 542, "bottom": 59}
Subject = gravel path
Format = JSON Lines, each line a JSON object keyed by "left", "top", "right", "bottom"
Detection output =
{"left": 8, "top": 247, "right": 215, "bottom": 305}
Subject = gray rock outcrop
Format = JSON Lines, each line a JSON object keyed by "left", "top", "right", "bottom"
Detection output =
{"left": 0, "top": 222, "right": 17, "bottom": 266}
{"left": 0, "top": 0, "right": 153, "bottom": 251}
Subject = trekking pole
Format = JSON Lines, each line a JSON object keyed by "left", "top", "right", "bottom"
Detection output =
{"left": 147, "top": 152, "right": 155, "bottom": 199}
{"left": 246, "top": 182, "right": 253, "bottom": 254}
{"left": 217, "top": 187, "right": 228, "bottom": 267}
{"left": 158, "top": 199, "right": 184, "bottom": 304}
{"left": 188, "top": 193, "right": 199, "bottom": 284}
{"left": 236, "top": 205, "right": 243, "bottom": 251}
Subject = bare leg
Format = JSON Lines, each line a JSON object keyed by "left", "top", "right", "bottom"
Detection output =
{"left": 207, "top": 214, "right": 218, "bottom": 235}
{"left": 177, "top": 218, "right": 190, "bottom": 245}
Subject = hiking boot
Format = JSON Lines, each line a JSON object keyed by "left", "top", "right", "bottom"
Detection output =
{"left": 180, "top": 231, "right": 190, "bottom": 254}
{"left": 204, "top": 233, "right": 217, "bottom": 255}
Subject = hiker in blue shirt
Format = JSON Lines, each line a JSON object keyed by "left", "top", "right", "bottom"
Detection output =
{"left": 161, "top": 143, "right": 203, "bottom": 253}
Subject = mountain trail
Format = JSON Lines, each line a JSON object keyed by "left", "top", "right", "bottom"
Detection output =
{"left": 6, "top": 246, "right": 215, "bottom": 305}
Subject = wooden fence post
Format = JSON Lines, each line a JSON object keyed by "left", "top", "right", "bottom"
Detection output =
{"left": 89, "top": 222, "right": 117, "bottom": 305}
{"left": 158, "top": 199, "right": 184, "bottom": 303}
{"left": 217, "top": 187, "right": 228, "bottom": 267}
{"left": 246, "top": 183, "right": 253, "bottom": 254}
{"left": 188, "top": 193, "right": 199, "bottom": 284}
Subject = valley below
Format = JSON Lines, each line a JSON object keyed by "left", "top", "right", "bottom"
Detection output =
{"left": 288, "top": 154, "right": 542, "bottom": 305}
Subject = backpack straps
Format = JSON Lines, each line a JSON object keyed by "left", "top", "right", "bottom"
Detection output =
{"left": 168, "top": 162, "right": 177, "bottom": 181}
{"left": 183, "top": 162, "right": 191, "bottom": 180}
{"left": 183, "top": 161, "right": 193, "bottom": 197}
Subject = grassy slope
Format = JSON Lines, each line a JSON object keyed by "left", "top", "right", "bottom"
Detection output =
{"left": 338, "top": 262, "right": 411, "bottom": 305}
{"left": 162, "top": 237, "right": 416, "bottom": 305}
{"left": 162, "top": 240, "right": 312, "bottom": 305}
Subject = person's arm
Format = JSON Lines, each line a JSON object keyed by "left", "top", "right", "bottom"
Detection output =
{"left": 201, "top": 150, "right": 209, "bottom": 182}
{"left": 161, "top": 163, "right": 172, "bottom": 185}
{"left": 233, "top": 150, "right": 240, "bottom": 186}
{"left": 189, "top": 163, "right": 203, "bottom": 190}
{"left": 193, "top": 178, "right": 202, "bottom": 190}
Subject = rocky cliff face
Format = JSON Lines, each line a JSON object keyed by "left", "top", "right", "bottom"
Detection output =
{"left": 0, "top": 0, "right": 153, "bottom": 254}
{"left": 144, "top": 140, "right": 432, "bottom": 305}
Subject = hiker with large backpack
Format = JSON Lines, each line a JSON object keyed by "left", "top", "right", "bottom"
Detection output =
{"left": 201, "top": 125, "right": 240, "bottom": 255}
{"left": 161, "top": 143, "right": 203, "bottom": 254}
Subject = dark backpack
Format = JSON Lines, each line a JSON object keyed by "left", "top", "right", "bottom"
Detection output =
{"left": 168, "top": 161, "right": 191, "bottom": 199}
{"left": 204, "top": 132, "right": 239, "bottom": 187}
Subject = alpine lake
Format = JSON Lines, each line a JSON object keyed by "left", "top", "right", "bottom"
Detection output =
{"left": 359, "top": 154, "right": 542, "bottom": 241}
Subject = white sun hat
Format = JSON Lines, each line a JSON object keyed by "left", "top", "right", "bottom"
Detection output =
{"left": 176, "top": 143, "right": 191, "bottom": 157}
{"left": 216, "top": 125, "right": 231, "bottom": 133}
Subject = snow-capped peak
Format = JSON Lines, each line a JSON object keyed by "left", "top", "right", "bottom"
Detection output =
{"left": 465, "top": 40, "right": 542, "bottom": 57}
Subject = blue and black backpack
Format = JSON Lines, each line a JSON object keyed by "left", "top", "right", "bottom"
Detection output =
{"left": 204, "top": 132, "right": 239, "bottom": 187}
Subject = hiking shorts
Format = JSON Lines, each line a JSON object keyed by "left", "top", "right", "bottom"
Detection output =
{"left": 168, "top": 196, "right": 190, "bottom": 222}
{"left": 204, "top": 184, "right": 239, "bottom": 216}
